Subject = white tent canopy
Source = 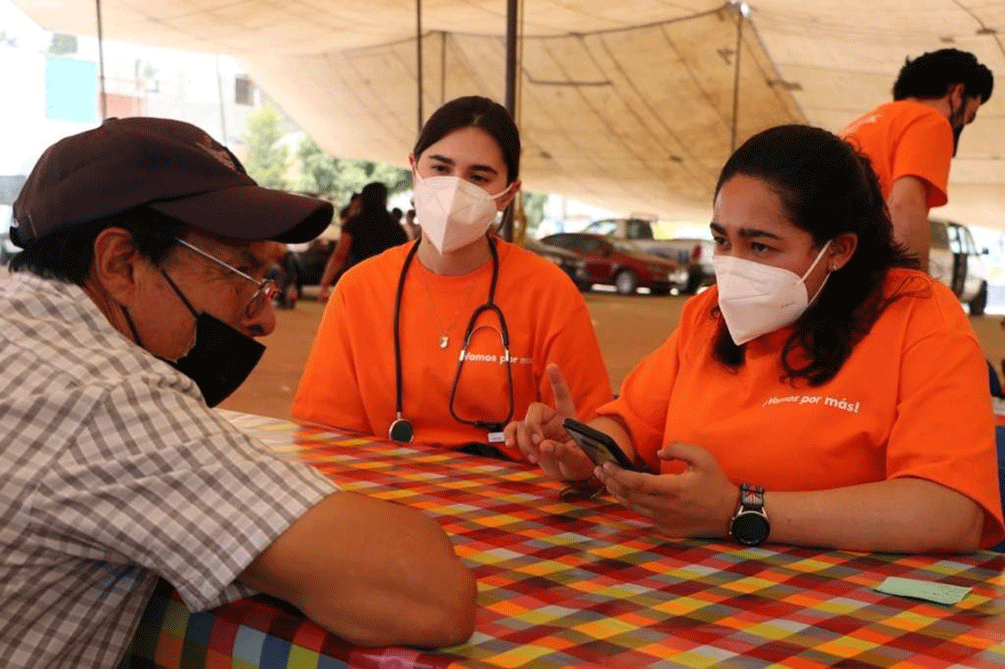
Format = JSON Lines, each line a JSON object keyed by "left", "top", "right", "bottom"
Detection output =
{"left": 13, "top": 0, "right": 1005, "bottom": 228}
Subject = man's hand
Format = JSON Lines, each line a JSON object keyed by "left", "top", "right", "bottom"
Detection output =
{"left": 596, "top": 441, "right": 738, "bottom": 539}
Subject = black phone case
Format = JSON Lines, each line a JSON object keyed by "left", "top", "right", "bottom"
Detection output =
{"left": 562, "top": 418, "right": 636, "bottom": 470}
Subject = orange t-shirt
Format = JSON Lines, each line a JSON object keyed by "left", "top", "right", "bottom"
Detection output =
{"left": 293, "top": 239, "right": 613, "bottom": 460}
{"left": 596, "top": 268, "right": 1005, "bottom": 548}
{"left": 841, "top": 100, "right": 953, "bottom": 208}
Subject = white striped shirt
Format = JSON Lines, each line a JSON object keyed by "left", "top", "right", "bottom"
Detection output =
{"left": 0, "top": 273, "right": 338, "bottom": 668}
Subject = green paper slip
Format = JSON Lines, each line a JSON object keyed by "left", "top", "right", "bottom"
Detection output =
{"left": 874, "top": 576, "right": 971, "bottom": 605}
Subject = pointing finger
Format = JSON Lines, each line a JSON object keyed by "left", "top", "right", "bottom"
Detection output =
{"left": 546, "top": 363, "right": 577, "bottom": 418}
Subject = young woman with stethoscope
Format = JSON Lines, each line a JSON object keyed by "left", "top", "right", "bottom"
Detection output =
{"left": 293, "top": 96, "right": 613, "bottom": 460}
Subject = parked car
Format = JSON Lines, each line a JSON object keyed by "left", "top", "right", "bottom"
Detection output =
{"left": 539, "top": 232, "right": 687, "bottom": 295}
{"left": 929, "top": 218, "right": 989, "bottom": 315}
{"left": 659, "top": 236, "right": 715, "bottom": 293}
{"left": 581, "top": 218, "right": 714, "bottom": 293}
{"left": 523, "top": 237, "right": 588, "bottom": 287}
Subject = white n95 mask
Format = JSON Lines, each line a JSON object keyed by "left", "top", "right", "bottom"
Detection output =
{"left": 714, "top": 240, "right": 831, "bottom": 345}
{"left": 412, "top": 173, "right": 511, "bottom": 253}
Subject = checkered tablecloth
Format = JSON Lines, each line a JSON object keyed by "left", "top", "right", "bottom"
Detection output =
{"left": 123, "top": 413, "right": 1005, "bottom": 668}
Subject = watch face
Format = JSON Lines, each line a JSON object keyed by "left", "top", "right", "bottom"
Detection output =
{"left": 732, "top": 511, "right": 770, "bottom": 546}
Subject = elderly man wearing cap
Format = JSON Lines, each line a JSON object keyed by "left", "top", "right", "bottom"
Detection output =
{"left": 0, "top": 117, "right": 476, "bottom": 668}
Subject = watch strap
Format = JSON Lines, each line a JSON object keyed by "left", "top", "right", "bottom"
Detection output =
{"left": 731, "top": 482, "right": 770, "bottom": 547}
{"left": 739, "top": 483, "right": 765, "bottom": 512}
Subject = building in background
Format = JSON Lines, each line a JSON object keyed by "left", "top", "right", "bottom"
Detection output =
{"left": 0, "top": 0, "right": 271, "bottom": 185}
{"left": 1, "top": 0, "right": 285, "bottom": 253}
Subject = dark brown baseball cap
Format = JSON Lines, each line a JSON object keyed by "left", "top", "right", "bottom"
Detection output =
{"left": 11, "top": 116, "right": 333, "bottom": 247}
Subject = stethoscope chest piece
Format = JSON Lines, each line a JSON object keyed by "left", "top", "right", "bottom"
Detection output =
{"left": 389, "top": 416, "right": 415, "bottom": 443}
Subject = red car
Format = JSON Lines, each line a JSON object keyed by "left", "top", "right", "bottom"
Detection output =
{"left": 539, "top": 232, "right": 687, "bottom": 295}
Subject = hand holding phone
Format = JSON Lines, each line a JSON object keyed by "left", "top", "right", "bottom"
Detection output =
{"left": 562, "top": 418, "right": 638, "bottom": 471}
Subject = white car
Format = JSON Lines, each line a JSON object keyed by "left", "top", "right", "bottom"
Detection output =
{"left": 929, "top": 218, "right": 989, "bottom": 315}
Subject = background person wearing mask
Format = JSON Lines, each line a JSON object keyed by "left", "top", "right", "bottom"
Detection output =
{"left": 505, "top": 125, "right": 1003, "bottom": 554}
{"left": 318, "top": 182, "right": 408, "bottom": 302}
{"left": 0, "top": 117, "right": 476, "bottom": 668}
{"left": 293, "top": 96, "right": 612, "bottom": 459}
{"left": 841, "top": 48, "right": 993, "bottom": 272}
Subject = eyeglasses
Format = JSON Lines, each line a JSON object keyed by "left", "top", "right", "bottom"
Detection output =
{"left": 174, "top": 237, "right": 277, "bottom": 319}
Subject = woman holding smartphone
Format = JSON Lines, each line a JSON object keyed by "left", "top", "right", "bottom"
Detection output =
{"left": 293, "top": 96, "right": 612, "bottom": 459}
{"left": 506, "top": 124, "right": 1004, "bottom": 553}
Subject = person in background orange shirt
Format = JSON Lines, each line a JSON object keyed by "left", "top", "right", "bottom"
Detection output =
{"left": 506, "top": 125, "right": 1004, "bottom": 554}
{"left": 841, "top": 49, "right": 993, "bottom": 272}
{"left": 293, "top": 96, "right": 612, "bottom": 459}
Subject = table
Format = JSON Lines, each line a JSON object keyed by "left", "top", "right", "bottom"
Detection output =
{"left": 123, "top": 412, "right": 1005, "bottom": 668}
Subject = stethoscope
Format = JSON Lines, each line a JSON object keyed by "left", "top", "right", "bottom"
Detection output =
{"left": 389, "top": 236, "right": 514, "bottom": 444}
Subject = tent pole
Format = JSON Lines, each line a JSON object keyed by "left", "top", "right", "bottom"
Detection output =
{"left": 440, "top": 32, "right": 446, "bottom": 105}
{"left": 215, "top": 55, "right": 228, "bottom": 145}
{"left": 500, "top": 0, "right": 519, "bottom": 241}
{"left": 505, "top": 0, "right": 518, "bottom": 116}
{"left": 730, "top": 5, "right": 743, "bottom": 152}
{"left": 416, "top": 0, "right": 424, "bottom": 133}
{"left": 95, "top": 0, "right": 107, "bottom": 120}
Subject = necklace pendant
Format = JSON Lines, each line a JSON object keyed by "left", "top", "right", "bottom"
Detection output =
{"left": 439, "top": 334, "right": 449, "bottom": 349}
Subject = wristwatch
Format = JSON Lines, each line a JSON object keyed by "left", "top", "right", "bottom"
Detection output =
{"left": 730, "top": 483, "right": 770, "bottom": 546}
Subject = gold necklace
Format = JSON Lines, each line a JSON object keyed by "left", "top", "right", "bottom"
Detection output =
{"left": 417, "top": 270, "right": 479, "bottom": 349}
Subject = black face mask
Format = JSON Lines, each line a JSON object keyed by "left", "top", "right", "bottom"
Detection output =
{"left": 948, "top": 96, "right": 967, "bottom": 157}
{"left": 123, "top": 271, "right": 265, "bottom": 407}
{"left": 952, "top": 124, "right": 964, "bottom": 157}
{"left": 167, "top": 312, "right": 265, "bottom": 407}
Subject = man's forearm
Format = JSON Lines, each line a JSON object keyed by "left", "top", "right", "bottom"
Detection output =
{"left": 240, "top": 492, "right": 477, "bottom": 648}
{"left": 887, "top": 176, "right": 931, "bottom": 273}
{"left": 893, "top": 205, "right": 930, "bottom": 273}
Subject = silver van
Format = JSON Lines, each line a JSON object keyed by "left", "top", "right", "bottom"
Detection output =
{"left": 929, "top": 218, "right": 989, "bottom": 315}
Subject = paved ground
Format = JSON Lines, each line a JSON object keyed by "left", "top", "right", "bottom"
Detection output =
{"left": 218, "top": 285, "right": 1005, "bottom": 420}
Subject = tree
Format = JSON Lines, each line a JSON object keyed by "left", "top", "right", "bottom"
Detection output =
{"left": 243, "top": 106, "right": 289, "bottom": 190}
{"left": 521, "top": 192, "right": 548, "bottom": 233}
{"left": 48, "top": 34, "right": 77, "bottom": 55}
{"left": 297, "top": 137, "right": 410, "bottom": 208}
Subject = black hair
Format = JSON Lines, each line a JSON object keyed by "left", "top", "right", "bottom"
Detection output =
{"left": 711, "top": 124, "right": 919, "bottom": 386}
{"left": 893, "top": 48, "right": 994, "bottom": 103}
{"left": 359, "top": 181, "right": 389, "bottom": 211}
{"left": 413, "top": 96, "right": 521, "bottom": 183}
{"left": 8, "top": 206, "right": 183, "bottom": 285}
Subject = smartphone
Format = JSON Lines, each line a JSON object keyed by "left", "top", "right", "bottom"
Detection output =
{"left": 562, "top": 418, "right": 637, "bottom": 470}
